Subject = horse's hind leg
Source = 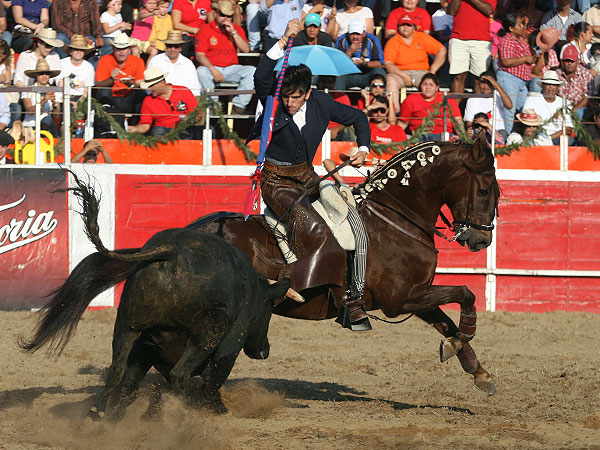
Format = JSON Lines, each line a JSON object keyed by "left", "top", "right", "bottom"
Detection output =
{"left": 416, "top": 307, "right": 495, "bottom": 395}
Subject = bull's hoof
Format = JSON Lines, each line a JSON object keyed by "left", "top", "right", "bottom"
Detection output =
{"left": 473, "top": 367, "right": 496, "bottom": 395}
{"left": 439, "top": 337, "right": 464, "bottom": 362}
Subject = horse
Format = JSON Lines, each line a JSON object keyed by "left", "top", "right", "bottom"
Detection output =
{"left": 186, "top": 137, "right": 500, "bottom": 395}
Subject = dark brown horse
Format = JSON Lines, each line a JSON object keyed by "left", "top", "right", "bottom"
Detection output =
{"left": 188, "top": 137, "right": 500, "bottom": 394}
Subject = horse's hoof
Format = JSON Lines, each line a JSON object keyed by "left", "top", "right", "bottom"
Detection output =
{"left": 88, "top": 406, "right": 105, "bottom": 421}
{"left": 473, "top": 368, "right": 496, "bottom": 395}
{"left": 439, "top": 337, "right": 464, "bottom": 362}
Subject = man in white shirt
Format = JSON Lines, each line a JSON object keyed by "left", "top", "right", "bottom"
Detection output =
{"left": 147, "top": 31, "right": 201, "bottom": 97}
{"left": 57, "top": 35, "right": 96, "bottom": 107}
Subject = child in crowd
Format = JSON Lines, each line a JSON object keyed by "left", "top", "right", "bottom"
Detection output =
{"left": 131, "top": 0, "right": 159, "bottom": 56}
{"left": 21, "top": 59, "right": 61, "bottom": 138}
{"left": 147, "top": 0, "right": 174, "bottom": 58}
{"left": 101, "top": 0, "right": 133, "bottom": 56}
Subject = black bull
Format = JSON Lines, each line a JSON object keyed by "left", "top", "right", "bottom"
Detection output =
{"left": 20, "top": 176, "right": 290, "bottom": 420}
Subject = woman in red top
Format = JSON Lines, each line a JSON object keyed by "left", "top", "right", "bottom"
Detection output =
{"left": 171, "top": 0, "right": 214, "bottom": 56}
{"left": 399, "top": 73, "right": 463, "bottom": 141}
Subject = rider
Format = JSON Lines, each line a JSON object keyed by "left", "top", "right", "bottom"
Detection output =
{"left": 248, "top": 19, "right": 372, "bottom": 330}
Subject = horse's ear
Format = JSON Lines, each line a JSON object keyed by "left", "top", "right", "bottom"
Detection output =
{"left": 470, "top": 131, "right": 488, "bottom": 163}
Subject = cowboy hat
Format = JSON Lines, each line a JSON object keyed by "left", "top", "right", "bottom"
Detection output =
{"left": 67, "top": 34, "right": 94, "bottom": 53}
{"left": 214, "top": 0, "right": 234, "bottom": 16}
{"left": 24, "top": 58, "right": 61, "bottom": 78}
{"left": 541, "top": 70, "right": 564, "bottom": 85}
{"left": 516, "top": 109, "right": 542, "bottom": 127}
{"left": 161, "top": 30, "right": 186, "bottom": 45}
{"left": 109, "top": 31, "right": 135, "bottom": 49}
{"left": 34, "top": 28, "right": 65, "bottom": 48}
{"left": 140, "top": 67, "right": 168, "bottom": 89}
{"left": 536, "top": 28, "right": 560, "bottom": 53}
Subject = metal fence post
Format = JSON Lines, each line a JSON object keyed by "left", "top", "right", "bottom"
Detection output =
{"left": 203, "top": 104, "right": 212, "bottom": 166}
{"left": 559, "top": 94, "right": 568, "bottom": 171}
{"left": 34, "top": 91, "right": 41, "bottom": 164}
{"left": 63, "top": 80, "right": 71, "bottom": 164}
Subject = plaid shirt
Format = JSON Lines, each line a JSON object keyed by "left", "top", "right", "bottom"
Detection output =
{"left": 557, "top": 65, "right": 595, "bottom": 106}
{"left": 542, "top": 49, "right": 559, "bottom": 74}
{"left": 540, "top": 9, "right": 583, "bottom": 40}
{"left": 51, "top": 0, "right": 103, "bottom": 39}
{"left": 498, "top": 33, "right": 532, "bottom": 81}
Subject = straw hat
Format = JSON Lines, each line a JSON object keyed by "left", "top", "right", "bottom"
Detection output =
{"left": 541, "top": 70, "right": 564, "bottom": 85}
{"left": 109, "top": 31, "right": 135, "bottom": 49}
{"left": 35, "top": 28, "right": 65, "bottom": 48}
{"left": 161, "top": 30, "right": 186, "bottom": 45}
{"left": 67, "top": 34, "right": 94, "bottom": 53}
{"left": 140, "top": 67, "right": 168, "bottom": 89}
{"left": 536, "top": 28, "right": 560, "bottom": 53}
{"left": 516, "top": 109, "right": 542, "bottom": 127}
{"left": 214, "top": 0, "right": 234, "bottom": 16}
{"left": 24, "top": 58, "right": 61, "bottom": 78}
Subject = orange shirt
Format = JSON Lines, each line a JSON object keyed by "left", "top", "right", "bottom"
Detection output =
{"left": 383, "top": 31, "right": 443, "bottom": 71}
{"left": 96, "top": 54, "right": 145, "bottom": 97}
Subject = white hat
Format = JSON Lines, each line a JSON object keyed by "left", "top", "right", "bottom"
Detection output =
{"left": 140, "top": 67, "right": 168, "bottom": 89}
{"left": 541, "top": 70, "right": 564, "bottom": 85}
{"left": 35, "top": 28, "right": 65, "bottom": 48}
{"left": 109, "top": 31, "right": 135, "bottom": 49}
{"left": 347, "top": 20, "right": 365, "bottom": 35}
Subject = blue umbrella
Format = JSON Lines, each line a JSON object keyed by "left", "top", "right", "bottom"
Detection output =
{"left": 273, "top": 45, "right": 361, "bottom": 76}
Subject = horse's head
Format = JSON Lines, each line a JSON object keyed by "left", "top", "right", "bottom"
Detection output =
{"left": 444, "top": 135, "right": 500, "bottom": 252}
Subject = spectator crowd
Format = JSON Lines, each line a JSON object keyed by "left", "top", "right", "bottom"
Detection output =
{"left": 1, "top": 0, "right": 600, "bottom": 155}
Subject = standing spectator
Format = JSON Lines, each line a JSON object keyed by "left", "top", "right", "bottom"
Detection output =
{"left": 146, "top": 0, "right": 174, "bottom": 58}
{"left": 399, "top": 73, "right": 463, "bottom": 141}
{"left": 506, "top": 109, "right": 553, "bottom": 145}
{"left": 333, "top": 0, "right": 374, "bottom": 39}
{"left": 522, "top": 70, "right": 573, "bottom": 144}
{"left": 95, "top": 32, "right": 145, "bottom": 128}
{"left": 0, "top": 130, "right": 15, "bottom": 164}
{"left": 432, "top": 0, "right": 453, "bottom": 45}
{"left": 496, "top": 12, "right": 538, "bottom": 134}
{"left": 367, "top": 95, "right": 407, "bottom": 144}
{"left": 22, "top": 58, "right": 61, "bottom": 137}
{"left": 127, "top": 68, "right": 200, "bottom": 137}
{"left": 147, "top": 31, "right": 201, "bottom": 96}
{"left": 57, "top": 35, "right": 96, "bottom": 106}
{"left": 51, "top": 0, "right": 103, "bottom": 55}
{"left": 171, "top": 0, "right": 214, "bottom": 57}
{"left": 101, "top": 0, "right": 133, "bottom": 57}
{"left": 557, "top": 44, "right": 595, "bottom": 119}
{"left": 384, "top": 15, "right": 446, "bottom": 113}
{"left": 14, "top": 28, "right": 63, "bottom": 87}
{"left": 334, "top": 20, "right": 385, "bottom": 91}
{"left": 246, "top": 0, "right": 267, "bottom": 50}
{"left": 11, "top": 0, "right": 49, "bottom": 53}
{"left": 293, "top": 12, "right": 333, "bottom": 46}
{"left": 384, "top": 0, "right": 432, "bottom": 39}
{"left": 530, "top": 28, "right": 560, "bottom": 92}
{"left": 261, "top": 0, "right": 305, "bottom": 51}
{"left": 302, "top": 0, "right": 335, "bottom": 36}
{"left": 539, "top": 0, "right": 583, "bottom": 42}
{"left": 447, "top": 0, "right": 496, "bottom": 95}
{"left": 195, "top": 0, "right": 255, "bottom": 114}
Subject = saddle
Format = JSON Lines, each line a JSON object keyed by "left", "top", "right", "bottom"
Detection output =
{"left": 264, "top": 180, "right": 356, "bottom": 263}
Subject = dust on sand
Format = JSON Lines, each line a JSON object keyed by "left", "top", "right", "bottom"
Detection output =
{"left": 0, "top": 309, "right": 599, "bottom": 449}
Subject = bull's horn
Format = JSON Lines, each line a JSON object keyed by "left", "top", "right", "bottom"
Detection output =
{"left": 269, "top": 280, "right": 305, "bottom": 304}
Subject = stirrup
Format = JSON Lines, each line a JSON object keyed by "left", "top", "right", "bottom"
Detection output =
{"left": 335, "top": 304, "right": 372, "bottom": 331}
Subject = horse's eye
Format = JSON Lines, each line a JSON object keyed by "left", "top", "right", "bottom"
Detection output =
{"left": 478, "top": 188, "right": 490, "bottom": 196}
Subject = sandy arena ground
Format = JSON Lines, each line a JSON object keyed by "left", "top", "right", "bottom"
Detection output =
{"left": 0, "top": 308, "right": 599, "bottom": 449}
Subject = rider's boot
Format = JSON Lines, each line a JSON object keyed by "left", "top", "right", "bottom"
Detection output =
{"left": 334, "top": 252, "right": 372, "bottom": 331}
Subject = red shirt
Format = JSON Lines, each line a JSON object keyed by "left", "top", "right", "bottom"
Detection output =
{"left": 399, "top": 92, "right": 461, "bottom": 134}
{"left": 194, "top": 21, "right": 247, "bottom": 67}
{"left": 139, "top": 85, "right": 198, "bottom": 128}
{"left": 96, "top": 54, "right": 145, "bottom": 97}
{"left": 369, "top": 122, "right": 407, "bottom": 144}
{"left": 498, "top": 33, "right": 532, "bottom": 81}
{"left": 450, "top": 0, "right": 496, "bottom": 41}
{"left": 172, "top": 0, "right": 212, "bottom": 30}
{"left": 385, "top": 7, "right": 432, "bottom": 33}
{"left": 329, "top": 92, "right": 352, "bottom": 129}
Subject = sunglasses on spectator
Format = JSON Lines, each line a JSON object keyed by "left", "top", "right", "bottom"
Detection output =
{"left": 369, "top": 107, "right": 387, "bottom": 114}
{"left": 370, "top": 83, "right": 385, "bottom": 88}
{"left": 219, "top": 11, "right": 234, "bottom": 18}
{"left": 166, "top": 43, "right": 182, "bottom": 48}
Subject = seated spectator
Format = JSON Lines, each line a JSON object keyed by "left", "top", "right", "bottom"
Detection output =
{"left": 367, "top": 95, "right": 407, "bottom": 145}
{"left": 11, "top": 0, "right": 49, "bottom": 53}
{"left": 57, "top": 35, "right": 96, "bottom": 107}
{"left": 147, "top": 31, "right": 201, "bottom": 96}
{"left": 468, "top": 111, "right": 505, "bottom": 145}
{"left": 302, "top": 0, "right": 335, "bottom": 37}
{"left": 21, "top": 58, "right": 61, "bottom": 137}
{"left": 506, "top": 109, "right": 553, "bottom": 145}
{"left": 293, "top": 13, "right": 333, "bottom": 47}
{"left": 383, "top": 15, "right": 446, "bottom": 113}
{"left": 0, "top": 40, "right": 19, "bottom": 126}
{"left": 583, "top": 4, "right": 600, "bottom": 44}
{"left": 171, "top": 0, "right": 213, "bottom": 57}
{"left": 522, "top": 70, "right": 573, "bottom": 145}
{"left": 95, "top": 32, "right": 145, "bottom": 130}
{"left": 72, "top": 139, "right": 114, "bottom": 163}
{"left": 540, "top": 0, "right": 583, "bottom": 43}
{"left": 101, "top": 0, "right": 133, "bottom": 57}
{"left": 357, "top": 73, "right": 397, "bottom": 123}
{"left": 146, "top": 0, "right": 174, "bottom": 59}
{"left": 399, "top": 73, "right": 463, "bottom": 141}
{"left": 496, "top": 12, "right": 538, "bottom": 134}
{"left": 51, "top": 0, "right": 103, "bottom": 58}
{"left": 431, "top": 0, "right": 453, "bottom": 45}
{"left": 561, "top": 21, "right": 593, "bottom": 68}
{"left": 14, "top": 28, "right": 63, "bottom": 87}
{"left": 0, "top": 129, "right": 15, "bottom": 164}
{"left": 127, "top": 68, "right": 200, "bottom": 138}
{"left": 530, "top": 28, "right": 560, "bottom": 93}
{"left": 333, "top": 0, "right": 374, "bottom": 39}
{"left": 0, "top": 1, "right": 12, "bottom": 46}
{"left": 130, "top": 0, "right": 156, "bottom": 51}
{"left": 384, "top": 0, "right": 431, "bottom": 39}
{"left": 463, "top": 71, "right": 511, "bottom": 140}
{"left": 261, "top": 0, "right": 304, "bottom": 51}
{"left": 334, "top": 20, "right": 385, "bottom": 91}
{"left": 195, "top": 0, "right": 254, "bottom": 114}
{"left": 557, "top": 44, "right": 595, "bottom": 119}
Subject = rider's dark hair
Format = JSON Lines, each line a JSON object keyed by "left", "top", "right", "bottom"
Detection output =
{"left": 281, "top": 64, "right": 313, "bottom": 96}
